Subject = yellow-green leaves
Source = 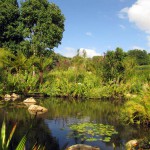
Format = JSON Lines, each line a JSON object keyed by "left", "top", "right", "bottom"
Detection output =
{"left": 68, "top": 122, "right": 118, "bottom": 143}
{"left": 0, "top": 120, "right": 17, "bottom": 150}
{"left": 1, "top": 121, "right": 6, "bottom": 149}
{"left": 6, "top": 123, "right": 17, "bottom": 148}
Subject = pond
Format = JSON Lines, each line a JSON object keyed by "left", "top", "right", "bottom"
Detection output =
{"left": 0, "top": 97, "right": 150, "bottom": 150}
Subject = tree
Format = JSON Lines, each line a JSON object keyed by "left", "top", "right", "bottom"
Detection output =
{"left": 20, "top": 0, "right": 65, "bottom": 56}
{"left": 0, "top": 0, "right": 65, "bottom": 56}
{"left": 127, "top": 49, "right": 150, "bottom": 65}
{"left": 0, "top": 0, "right": 23, "bottom": 51}
{"left": 103, "top": 47, "right": 126, "bottom": 82}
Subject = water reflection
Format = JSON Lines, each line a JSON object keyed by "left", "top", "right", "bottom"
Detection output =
{"left": 0, "top": 97, "right": 150, "bottom": 150}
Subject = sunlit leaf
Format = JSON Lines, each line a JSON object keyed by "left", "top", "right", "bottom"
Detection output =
{"left": 1, "top": 120, "right": 6, "bottom": 149}
{"left": 6, "top": 123, "right": 17, "bottom": 148}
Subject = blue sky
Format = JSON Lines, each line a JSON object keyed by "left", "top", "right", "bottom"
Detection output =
{"left": 49, "top": 0, "right": 150, "bottom": 57}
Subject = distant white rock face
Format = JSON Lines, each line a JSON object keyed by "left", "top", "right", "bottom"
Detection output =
{"left": 28, "top": 104, "right": 48, "bottom": 115}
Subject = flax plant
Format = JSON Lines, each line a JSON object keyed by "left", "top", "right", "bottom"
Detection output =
{"left": 0, "top": 119, "right": 45, "bottom": 150}
{"left": 0, "top": 119, "right": 17, "bottom": 150}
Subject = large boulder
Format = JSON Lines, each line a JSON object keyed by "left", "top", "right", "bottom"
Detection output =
{"left": 28, "top": 104, "right": 48, "bottom": 115}
{"left": 66, "top": 144, "right": 100, "bottom": 150}
{"left": 23, "top": 97, "right": 37, "bottom": 107}
{"left": 125, "top": 139, "right": 138, "bottom": 150}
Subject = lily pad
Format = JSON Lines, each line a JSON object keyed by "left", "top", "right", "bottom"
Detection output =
{"left": 68, "top": 122, "right": 118, "bottom": 143}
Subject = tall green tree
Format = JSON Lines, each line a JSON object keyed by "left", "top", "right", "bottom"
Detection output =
{"left": 20, "top": 0, "right": 65, "bottom": 56}
{"left": 0, "top": 0, "right": 23, "bottom": 51}
{"left": 0, "top": 0, "right": 65, "bottom": 56}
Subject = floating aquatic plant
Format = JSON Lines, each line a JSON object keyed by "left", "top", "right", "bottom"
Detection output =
{"left": 68, "top": 122, "right": 118, "bottom": 143}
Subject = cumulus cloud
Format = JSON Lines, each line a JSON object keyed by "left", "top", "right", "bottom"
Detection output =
{"left": 60, "top": 47, "right": 101, "bottom": 58}
{"left": 119, "top": 0, "right": 150, "bottom": 47}
{"left": 132, "top": 45, "right": 144, "bottom": 50}
{"left": 127, "top": 0, "right": 150, "bottom": 34}
{"left": 118, "top": 7, "right": 129, "bottom": 19}
{"left": 79, "top": 48, "right": 101, "bottom": 58}
{"left": 63, "top": 47, "right": 77, "bottom": 57}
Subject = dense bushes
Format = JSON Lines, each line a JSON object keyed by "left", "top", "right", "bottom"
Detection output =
{"left": 0, "top": 47, "right": 150, "bottom": 126}
{"left": 120, "top": 92, "right": 150, "bottom": 125}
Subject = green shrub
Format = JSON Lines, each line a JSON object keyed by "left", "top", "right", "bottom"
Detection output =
{"left": 120, "top": 95, "right": 150, "bottom": 125}
{"left": 5, "top": 71, "right": 38, "bottom": 94}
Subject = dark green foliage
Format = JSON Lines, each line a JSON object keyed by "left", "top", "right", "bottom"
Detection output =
{"left": 103, "top": 47, "right": 126, "bottom": 82}
{"left": 0, "top": 1, "right": 150, "bottom": 128}
{"left": 127, "top": 49, "right": 150, "bottom": 65}
{"left": 0, "top": 0, "right": 65, "bottom": 56}
{"left": 20, "top": 0, "right": 65, "bottom": 56}
{"left": 0, "top": 0, "right": 23, "bottom": 51}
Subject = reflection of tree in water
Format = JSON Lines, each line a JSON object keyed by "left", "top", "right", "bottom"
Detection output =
{"left": 8, "top": 117, "right": 60, "bottom": 150}
{"left": 1, "top": 98, "right": 150, "bottom": 150}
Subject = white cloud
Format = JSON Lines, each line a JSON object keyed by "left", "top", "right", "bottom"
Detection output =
{"left": 59, "top": 47, "right": 101, "bottom": 58}
{"left": 127, "top": 0, "right": 150, "bottom": 34}
{"left": 85, "top": 32, "right": 93, "bottom": 37}
{"left": 63, "top": 47, "right": 77, "bottom": 57}
{"left": 132, "top": 45, "right": 144, "bottom": 50}
{"left": 118, "top": 7, "right": 129, "bottom": 19}
{"left": 79, "top": 48, "right": 101, "bottom": 58}
{"left": 119, "top": 0, "right": 150, "bottom": 47}
{"left": 147, "top": 36, "right": 150, "bottom": 47}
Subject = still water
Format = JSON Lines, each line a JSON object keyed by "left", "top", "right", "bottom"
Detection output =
{"left": 0, "top": 97, "right": 150, "bottom": 150}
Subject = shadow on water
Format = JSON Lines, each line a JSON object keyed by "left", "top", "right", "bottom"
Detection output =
{"left": 0, "top": 101, "right": 59, "bottom": 150}
{"left": 0, "top": 97, "right": 150, "bottom": 150}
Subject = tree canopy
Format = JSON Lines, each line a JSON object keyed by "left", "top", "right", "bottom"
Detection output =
{"left": 0, "top": 0, "right": 23, "bottom": 50}
{"left": 103, "top": 47, "right": 126, "bottom": 82}
{"left": 0, "top": 0, "right": 65, "bottom": 56}
{"left": 127, "top": 49, "right": 150, "bottom": 65}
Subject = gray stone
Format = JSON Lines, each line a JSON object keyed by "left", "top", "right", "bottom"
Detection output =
{"left": 23, "top": 97, "right": 36, "bottom": 103}
{"left": 125, "top": 139, "right": 138, "bottom": 150}
{"left": 11, "top": 93, "right": 20, "bottom": 98}
{"left": 28, "top": 104, "right": 48, "bottom": 115}
{"left": 66, "top": 144, "right": 100, "bottom": 150}
{"left": 4, "top": 94, "right": 11, "bottom": 98}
